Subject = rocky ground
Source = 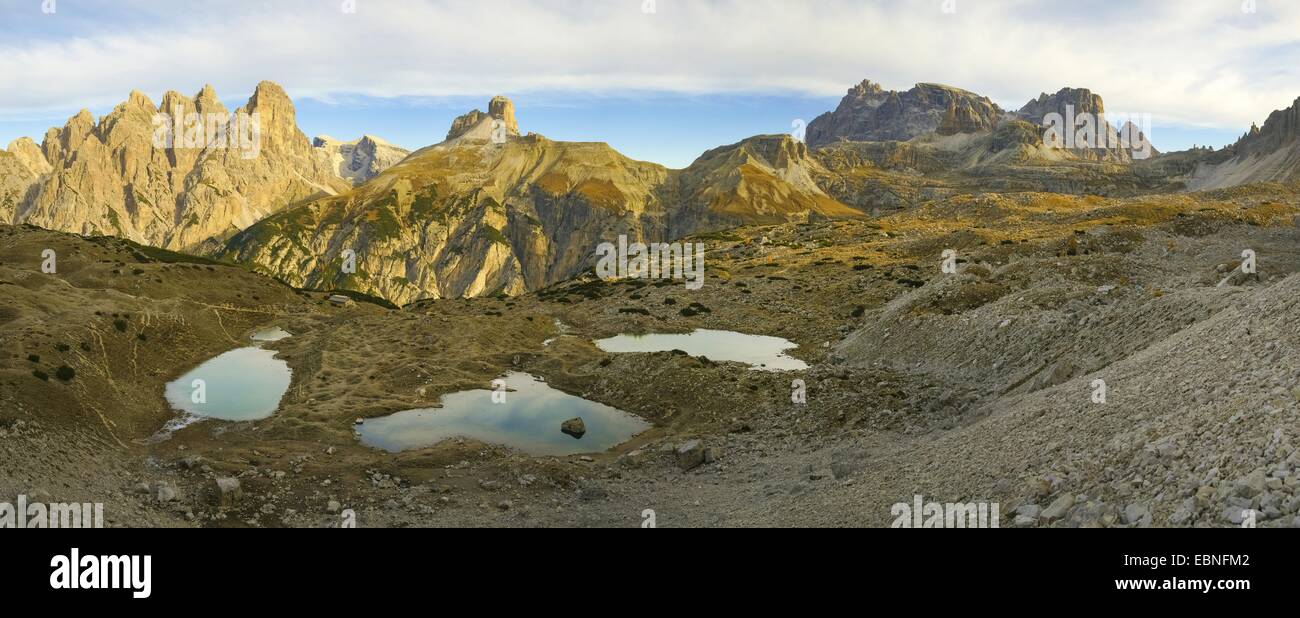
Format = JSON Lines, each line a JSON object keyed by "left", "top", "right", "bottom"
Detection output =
{"left": 3, "top": 182, "right": 1300, "bottom": 527}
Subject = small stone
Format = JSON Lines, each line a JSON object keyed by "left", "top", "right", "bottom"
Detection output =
{"left": 675, "top": 440, "right": 706, "bottom": 471}
{"left": 618, "top": 450, "right": 647, "bottom": 469}
{"left": 326, "top": 500, "right": 341, "bottom": 514}
{"left": 1122, "top": 503, "right": 1151, "bottom": 525}
{"left": 151, "top": 481, "right": 179, "bottom": 503}
{"left": 1040, "top": 494, "right": 1075, "bottom": 521}
{"left": 215, "top": 477, "right": 242, "bottom": 508}
{"left": 1015, "top": 505, "right": 1041, "bottom": 519}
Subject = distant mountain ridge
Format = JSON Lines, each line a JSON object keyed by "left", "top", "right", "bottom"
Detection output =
{"left": 313, "top": 134, "right": 410, "bottom": 184}
{"left": 5, "top": 76, "right": 1300, "bottom": 304}
{"left": 223, "top": 97, "right": 858, "bottom": 304}
{"left": 1182, "top": 96, "right": 1300, "bottom": 190}
{"left": 807, "top": 81, "right": 1005, "bottom": 147}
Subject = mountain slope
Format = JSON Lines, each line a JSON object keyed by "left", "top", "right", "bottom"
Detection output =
{"left": 1183, "top": 96, "right": 1300, "bottom": 190}
{"left": 222, "top": 98, "right": 861, "bottom": 304}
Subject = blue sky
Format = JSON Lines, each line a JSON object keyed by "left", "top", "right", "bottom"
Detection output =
{"left": 0, "top": 0, "right": 1293, "bottom": 167}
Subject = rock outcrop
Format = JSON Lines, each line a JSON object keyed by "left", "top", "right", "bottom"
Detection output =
{"left": 807, "top": 81, "right": 1004, "bottom": 147}
{"left": 1014, "top": 87, "right": 1154, "bottom": 162}
{"left": 446, "top": 96, "right": 520, "bottom": 142}
{"left": 1182, "top": 96, "right": 1300, "bottom": 190}
{"left": 0, "top": 143, "right": 43, "bottom": 224}
{"left": 10, "top": 82, "right": 367, "bottom": 253}
{"left": 314, "top": 135, "right": 410, "bottom": 184}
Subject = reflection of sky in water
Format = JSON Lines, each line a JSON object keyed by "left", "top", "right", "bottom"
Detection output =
{"left": 594, "top": 329, "right": 809, "bottom": 371}
{"left": 250, "top": 326, "right": 292, "bottom": 342}
{"left": 164, "top": 347, "right": 292, "bottom": 421}
{"left": 358, "top": 372, "right": 650, "bottom": 456}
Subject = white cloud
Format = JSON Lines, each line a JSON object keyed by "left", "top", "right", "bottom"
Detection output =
{"left": 2, "top": 0, "right": 1299, "bottom": 132}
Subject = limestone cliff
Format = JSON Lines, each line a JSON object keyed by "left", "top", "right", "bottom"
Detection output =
{"left": 807, "top": 81, "right": 1004, "bottom": 147}
{"left": 314, "top": 135, "right": 410, "bottom": 184}
{"left": 13, "top": 82, "right": 361, "bottom": 253}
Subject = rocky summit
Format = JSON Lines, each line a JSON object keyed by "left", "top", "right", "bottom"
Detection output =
{"left": 313, "top": 135, "right": 410, "bottom": 184}
{"left": 807, "top": 81, "right": 1004, "bottom": 147}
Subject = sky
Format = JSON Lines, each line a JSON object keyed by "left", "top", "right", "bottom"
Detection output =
{"left": 1, "top": 0, "right": 1297, "bottom": 168}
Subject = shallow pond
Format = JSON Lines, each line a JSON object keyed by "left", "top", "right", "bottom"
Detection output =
{"left": 593, "top": 329, "right": 809, "bottom": 371}
{"left": 249, "top": 326, "right": 292, "bottom": 342}
{"left": 161, "top": 326, "right": 294, "bottom": 424}
{"left": 357, "top": 372, "right": 650, "bottom": 456}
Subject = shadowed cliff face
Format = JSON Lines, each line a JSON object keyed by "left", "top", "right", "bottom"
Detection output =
{"left": 221, "top": 101, "right": 862, "bottom": 305}
{"left": 313, "top": 135, "right": 411, "bottom": 184}
{"left": 1178, "top": 96, "right": 1300, "bottom": 190}
{"left": 807, "top": 80, "right": 1005, "bottom": 147}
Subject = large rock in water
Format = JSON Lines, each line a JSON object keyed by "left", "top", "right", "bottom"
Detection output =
{"left": 806, "top": 80, "right": 1003, "bottom": 147}
{"left": 561, "top": 417, "right": 587, "bottom": 439}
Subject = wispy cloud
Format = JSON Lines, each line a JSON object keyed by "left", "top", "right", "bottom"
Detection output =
{"left": 1, "top": 0, "right": 1298, "bottom": 134}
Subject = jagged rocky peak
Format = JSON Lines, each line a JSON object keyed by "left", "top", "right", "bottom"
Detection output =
{"left": 806, "top": 80, "right": 1003, "bottom": 147}
{"left": 6, "top": 137, "right": 52, "bottom": 176}
{"left": 1015, "top": 87, "right": 1106, "bottom": 125}
{"left": 242, "top": 80, "right": 304, "bottom": 152}
{"left": 313, "top": 134, "right": 410, "bottom": 183}
{"left": 14, "top": 80, "right": 351, "bottom": 252}
{"left": 489, "top": 96, "right": 519, "bottom": 135}
{"left": 1230, "top": 96, "right": 1300, "bottom": 157}
{"left": 446, "top": 95, "right": 521, "bottom": 142}
{"left": 1012, "top": 86, "right": 1155, "bottom": 162}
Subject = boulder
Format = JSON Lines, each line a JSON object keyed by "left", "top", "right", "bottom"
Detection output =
{"left": 675, "top": 440, "right": 706, "bottom": 471}
{"left": 215, "top": 477, "right": 242, "bottom": 508}
{"left": 561, "top": 417, "right": 587, "bottom": 439}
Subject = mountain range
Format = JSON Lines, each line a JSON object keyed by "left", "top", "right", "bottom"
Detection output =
{"left": 4, "top": 78, "right": 1300, "bottom": 303}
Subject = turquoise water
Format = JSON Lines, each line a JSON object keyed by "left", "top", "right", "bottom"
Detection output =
{"left": 593, "top": 329, "right": 810, "bottom": 371}
{"left": 357, "top": 372, "right": 650, "bottom": 456}
{"left": 163, "top": 347, "right": 292, "bottom": 421}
